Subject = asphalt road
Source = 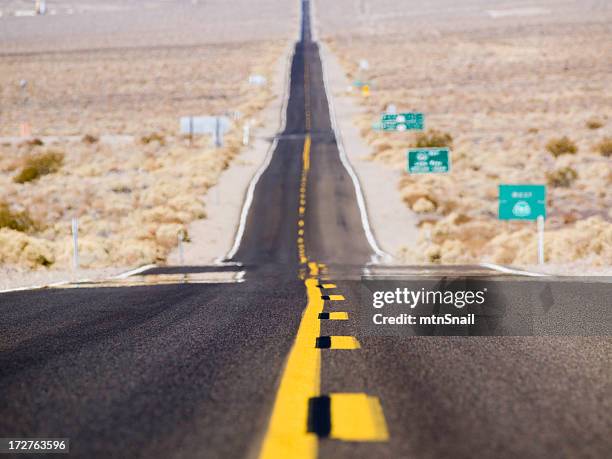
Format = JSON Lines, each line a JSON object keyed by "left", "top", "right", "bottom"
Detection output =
{"left": 1, "top": 1, "right": 610, "bottom": 458}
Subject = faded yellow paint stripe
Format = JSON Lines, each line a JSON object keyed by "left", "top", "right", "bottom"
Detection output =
{"left": 321, "top": 283, "right": 336, "bottom": 289}
{"left": 328, "top": 295, "right": 345, "bottom": 301}
{"left": 329, "top": 336, "right": 361, "bottom": 350}
{"left": 328, "top": 312, "right": 349, "bottom": 320}
{"left": 302, "top": 135, "right": 311, "bottom": 172}
{"left": 330, "top": 393, "right": 389, "bottom": 441}
{"left": 258, "top": 278, "right": 323, "bottom": 459}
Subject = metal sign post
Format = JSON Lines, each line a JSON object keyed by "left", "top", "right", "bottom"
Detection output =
{"left": 189, "top": 116, "right": 194, "bottom": 146}
{"left": 71, "top": 217, "right": 79, "bottom": 270}
{"left": 180, "top": 116, "right": 231, "bottom": 148}
{"left": 177, "top": 231, "right": 185, "bottom": 265}
{"left": 537, "top": 215, "right": 545, "bottom": 265}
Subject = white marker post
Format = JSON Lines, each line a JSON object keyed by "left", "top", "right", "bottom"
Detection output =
{"left": 214, "top": 116, "right": 223, "bottom": 147}
{"left": 189, "top": 115, "right": 194, "bottom": 146}
{"left": 242, "top": 123, "right": 250, "bottom": 146}
{"left": 71, "top": 217, "right": 79, "bottom": 270}
{"left": 178, "top": 231, "right": 185, "bottom": 265}
{"left": 537, "top": 215, "right": 544, "bottom": 265}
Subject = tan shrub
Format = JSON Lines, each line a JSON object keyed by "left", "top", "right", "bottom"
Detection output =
{"left": 586, "top": 119, "right": 603, "bottom": 130}
{"left": 414, "top": 130, "right": 453, "bottom": 148}
{"left": 546, "top": 167, "right": 578, "bottom": 187}
{"left": 155, "top": 223, "right": 185, "bottom": 249}
{"left": 13, "top": 150, "right": 64, "bottom": 183}
{"left": 82, "top": 134, "right": 99, "bottom": 144}
{"left": 546, "top": 136, "right": 577, "bottom": 157}
{"left": 140, "top": 132, "right": 166, "bottom": 146}
{"left": 595, "top": 137, "right": 612, "bottom": 157}
{"left": 0, "top": 229, "right": 55, "bottom": 267}
{"left": 0, "top": 202, "right": 36, "bottom": 232}
{"left": 412, "top": 197, "right": 436, "bottom": 213}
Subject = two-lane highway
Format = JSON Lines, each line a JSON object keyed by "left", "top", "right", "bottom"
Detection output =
{"left": 1, "top": 1, "right": 611, "bottom": 458}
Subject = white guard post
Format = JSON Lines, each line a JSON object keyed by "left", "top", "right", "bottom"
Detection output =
{"left": 537, "top": 215, "right": 544, "bottom": 265}
{"left": 71, "top": 217, "right": 79, "bottom": 270}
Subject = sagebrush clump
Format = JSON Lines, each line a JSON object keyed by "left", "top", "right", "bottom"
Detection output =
{"left": 140, "top": 132, "right": 165, "bottom": 146}
{"left": 82, "top": 134, "right": 99, "bottom": 144}
{"left": 414, "top": 130, "right": 453, "bottom": 148}
{"left": 546, "top": 136, "right": 577, "bottom": 157}
{"left": 546, "top": 167, "right": 578, "bottom": 188}
{"left": 595, "top": 137, "right": 612, "bottom": 157}
{"left": 13, "top": 150, "right": 64, "bottom": 184}
{"left": 586, "top": 119, "right": 603, "bottom": 130}
{"left": 0, "top": 202, "right": 36, "bottom": 232}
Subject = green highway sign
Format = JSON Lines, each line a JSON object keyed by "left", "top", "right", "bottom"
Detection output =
{"left": 499, "top": 185, "right": 546, "bottom": 220}
{"left": 407, "top": 148, "right": 450, "bottom": 173}
{"left": 379, "top": 112, "right": 424, "bottom": 131}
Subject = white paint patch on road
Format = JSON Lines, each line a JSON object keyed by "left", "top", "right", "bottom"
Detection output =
{"left": 487, "top": 7, "right": 550, "bottom": 19}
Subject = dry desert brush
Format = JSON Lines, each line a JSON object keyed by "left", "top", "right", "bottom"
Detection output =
{"left": 586, "top": 119, "right": 603, "bottom": 130}
{"left": 13, "top": 150, "right": 64, "bottom": 184}
{"left": 546, "top": 136, "right": 577, "bottom": 157}
{"left": 595, "top": 137, "right": 612, "bottom": 157}
{"left": 0, "top": 202, "right": 36, "bottom": 232}
{"left": 414, "top": 130, "right": 453, "bottom": 148}
{"left": 546, "top": 167, "right": 578, "bottom": 188}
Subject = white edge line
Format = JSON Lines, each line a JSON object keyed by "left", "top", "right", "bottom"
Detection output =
{"left": 480, "top": 262, "right": 550, "bottom": 277}
{"left": 318, "top": 41, "right": 393, "bottom": 265}
{"left": 220, "top": 41, "right": 296, "bottom": 262}
{"left": 112, "top": 263, "right": 157, "bottom": 280}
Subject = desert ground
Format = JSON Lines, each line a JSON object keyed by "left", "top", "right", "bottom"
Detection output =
{"left": 314, "top": 0, "right": 612, "bottom": 269}
{"left": 0, "top": 0, "right": 298, "bottom": 274}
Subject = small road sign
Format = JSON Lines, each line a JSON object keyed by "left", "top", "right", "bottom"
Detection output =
{"left": 499, "top": 185, "right": 546, "bottom": 220}
{"left": 180, "top": 116, "right": 231, "bottom": 147}
{"left": 378, "top": 112, "right": 424, "bottom": 131}
{"left": 248, "top": 75, "right": 267, "bottom": 86}
{"left": 407, "top": 148, "right": 451, "bottom": 173}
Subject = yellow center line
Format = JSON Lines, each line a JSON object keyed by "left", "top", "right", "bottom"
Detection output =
{"left": 303, "top": 135, "right": 311, "bottom": 172}
{"left": 259, "top": 45, "right": 388, "bottom": 457}
{"left": 258, "top": 277, "right": 323, "bottom": 459}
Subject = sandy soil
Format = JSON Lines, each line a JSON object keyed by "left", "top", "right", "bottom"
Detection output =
{"left": 0, "top": 0, "right": 299, "bottom": 285}
{"left": 313, "top": 0, "right": 612, "bottom": 271}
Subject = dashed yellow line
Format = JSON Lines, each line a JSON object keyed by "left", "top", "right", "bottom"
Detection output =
{"left": 259, "top": 43, "right": 388, "bottom": 458}
{"left": 327, "top": 336, "right": 361, "bottom": 350}
{"left": 302, "top": 135, "right": 311, "bottom": 171}
{"left": 329, "top": 393, "right": 389, "bottom": 441}
{"left": 327, "top": 312, "right": 349, "bottom": 320}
